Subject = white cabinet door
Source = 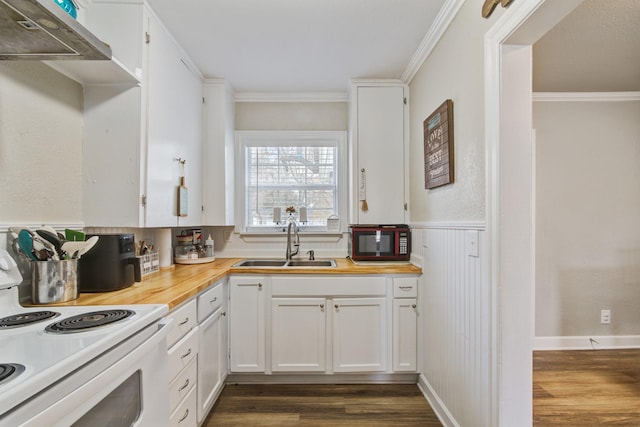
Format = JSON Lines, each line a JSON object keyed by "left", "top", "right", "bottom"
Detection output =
{"left": 332, "top": 297, "right": 387, "bottom": 372}
{"left": 393, "top": 298, "right": 417, "bottom": 372}
{"left": 202, "top": 81, "right": 235, "bottom": 226}
{"left": 197, "top": 307, "right": 226, "bottom": 423}
{"left": 229, "top": 277, "right": 266, "bottom": 372}
{"left": 271, "top": 298, "right": 326, "bottom": 372}
{"left": 352, "top": 84, "right": 406, "bottom": 224}
{"left": 82, "top": 2, "right": 203, "bottom": 227}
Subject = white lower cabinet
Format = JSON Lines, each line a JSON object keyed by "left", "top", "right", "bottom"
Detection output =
{"left": 229, "top": 276, "right": 267, "bottom": 372}
{"left": 332, "top": 297, "right": 387, "bottom": 372}
{"left": 269, "top": 276, "right": 388, "bottom": 374}
{"left": 166, "top": 300, "right": 198, "bottom": 427}
{"left": 196, "top": 279, "right": 228, "bottom": 423}
{"left": 392, "top": 278, "right": 418, "bottom": 372}
{"left": 271, "top": 298, "right": 326, "bottom": 372}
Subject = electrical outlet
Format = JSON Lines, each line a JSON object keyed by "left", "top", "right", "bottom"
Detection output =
{"left": 600, "top": 309, "right": 611, "bottom": 325}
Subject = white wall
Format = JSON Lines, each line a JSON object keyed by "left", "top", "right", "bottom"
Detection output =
{"left": 534, "top": 99, "right": 640, "bottom": 338}
{"left": 0, "top": 62, "right": 84, "bottom": 225}
{"left": 408, "top": 0, "right": 503, "bottom": 425}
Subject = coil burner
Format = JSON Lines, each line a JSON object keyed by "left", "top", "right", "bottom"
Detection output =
{"left": 45, "top": 309, "right": 135, "bottom": 334}
{"left": 0, "top": 311, "right": 60, "bottom": 329}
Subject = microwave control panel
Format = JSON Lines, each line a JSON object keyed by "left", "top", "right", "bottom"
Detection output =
{"left": 399, "top": 233, "right": 408, "bottom": 255}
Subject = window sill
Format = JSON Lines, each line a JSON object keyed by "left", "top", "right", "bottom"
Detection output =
{"left": 238, "top": 231, "right": 345, "bottom": 244}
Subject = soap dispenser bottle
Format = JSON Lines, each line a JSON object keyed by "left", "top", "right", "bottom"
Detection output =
{"left": 205, "top": 234, "right": 214, "bottom": 258}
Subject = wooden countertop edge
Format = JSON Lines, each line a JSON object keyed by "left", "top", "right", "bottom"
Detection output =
{"left": 47, "top": 258, "right": 421, "bottom": 310}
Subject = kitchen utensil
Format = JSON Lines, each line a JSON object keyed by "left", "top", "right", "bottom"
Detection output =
{"left": 36, "top": 230, "right": 64, "bottom": 259}
{"left": 17, "top": 230, "right": 38, "bottom": 261}
{"left": 32, "top": 235, "right": 59, "bottom": 261}
{"left": 78, "top": 236, "right": 99, "bottom": 258}
{"left": 65, "top": 229, "right": 85, "bottom": 242}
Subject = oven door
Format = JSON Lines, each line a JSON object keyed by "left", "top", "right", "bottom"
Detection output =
{"left": 3, "top": 319, "right": 171, "bottom": 427}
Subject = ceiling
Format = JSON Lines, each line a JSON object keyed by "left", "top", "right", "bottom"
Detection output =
{"left": 145, "top": 0, "right": 446, "bottom": 94}
{"left": 533, "top": 0, "right": 640, "bottom": 92}
{"left": 144, "top": 0, "right": 639, "bottom": 95}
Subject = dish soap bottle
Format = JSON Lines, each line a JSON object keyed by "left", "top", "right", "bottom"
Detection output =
{"left": 205, "top": 234, "right": 214, "bottom": 258}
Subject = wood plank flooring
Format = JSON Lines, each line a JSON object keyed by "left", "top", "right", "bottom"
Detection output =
{"left": 203, "top": 383, "right": 442, "bottom": 426}
{"left": 533, "top": 349, "right": 640, "bottom": 426}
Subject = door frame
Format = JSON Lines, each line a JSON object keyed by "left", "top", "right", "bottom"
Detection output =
{"left": 484, "top": 0, "right": 583, "bottom": 424}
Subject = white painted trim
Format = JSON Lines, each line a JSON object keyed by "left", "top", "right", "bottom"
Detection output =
{"left": 417, "top": 374, "right": 459, "bottom": 427}
{"left": 533, "top": 91, "right": 640, "bottom": 102}
{"left": 410, "top": 221, "right": 486, "bottom": 230}
{"left": 401, "top": 0, "right": 466, "bottom": 84}
{"left": 234, "top": 92, "right": 348, "bottom": 103}
{"left": 533, "top": 336, "right": 640, "bottom": 350}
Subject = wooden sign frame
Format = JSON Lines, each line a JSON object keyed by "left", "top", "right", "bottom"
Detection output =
{"left": 424, "top": 99, "right": 454, "bottom": 189}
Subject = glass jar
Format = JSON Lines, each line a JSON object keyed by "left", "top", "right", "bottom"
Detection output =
{"left": 175, "top": 236, "right": 198, "bottom": 260}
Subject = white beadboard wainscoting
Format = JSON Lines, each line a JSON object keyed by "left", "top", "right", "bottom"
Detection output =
{"left": 411, "top": 222, "right": 491, "bottom": 427}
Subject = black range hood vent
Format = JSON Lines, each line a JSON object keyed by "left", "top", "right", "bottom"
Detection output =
{"left": 0, "top": 0, "right": 111, "bottom": 60}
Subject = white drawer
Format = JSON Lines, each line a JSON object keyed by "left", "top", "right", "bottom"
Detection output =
{"left": 170, "top": 385, "right": 197, "bottom": 427}
{"left": 393, "top": 278, "right": 418, "bottom": 298}
{"left": 168, "top": 357, "right": 197, "bottom": 414}
{"left": 167, "top": 300, "right": 197, "bottom": 348}
{"left": 197, "top": 281, "right": 224, "bottom": 322}
{"left": 168, "top": 327, "right": 198, "bottom": 380}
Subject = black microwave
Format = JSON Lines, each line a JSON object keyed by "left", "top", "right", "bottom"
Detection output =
{"left": 348, "top": 224, "right": 411, "bottom": 261}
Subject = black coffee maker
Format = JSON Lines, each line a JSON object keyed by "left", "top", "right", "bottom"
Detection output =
{"left": 78, "top": 234, "right": 142, "bottom": 292}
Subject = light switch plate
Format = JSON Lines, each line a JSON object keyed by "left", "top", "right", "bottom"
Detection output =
{"left": 465, "top": 230, "right": 479, "bottom": 257}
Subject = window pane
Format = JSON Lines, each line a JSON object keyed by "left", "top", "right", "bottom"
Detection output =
{"left": 245, "top": 142, "right": 338, "bottom": 227}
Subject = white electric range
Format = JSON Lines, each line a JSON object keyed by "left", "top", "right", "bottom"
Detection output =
{"left": 0, "top": 249, "right": 171, "bottom": 427}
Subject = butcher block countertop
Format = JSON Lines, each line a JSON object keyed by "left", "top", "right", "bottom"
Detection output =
{"left": 49, "top": 258, "right": 421, "bottom": 310}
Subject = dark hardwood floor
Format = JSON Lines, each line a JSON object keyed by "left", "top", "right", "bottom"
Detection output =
{"left": 534, "top": 349, "right": 640, "bottom": 426}
{"left": 203, "top": 349, "right": 640, "bottom": 426}
{"left": 203, "top": 383, "right": 442, "bottom": 426}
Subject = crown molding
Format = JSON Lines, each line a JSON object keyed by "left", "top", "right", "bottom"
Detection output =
{"left": 401, "top": 0, "right": 466, "bottom": 84}
{"left": 533, "top": 91, "right": 640, "bottom": 102}
{"left": 234, "top": 92, "right": 348, "bottom": 103}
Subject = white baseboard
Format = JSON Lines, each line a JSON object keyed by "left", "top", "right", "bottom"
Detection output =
{"left": 533, "top": 335, "right": 640, "bottom": 350}
{"left": 416, "top": 374, "right": 459, "bottom": 427}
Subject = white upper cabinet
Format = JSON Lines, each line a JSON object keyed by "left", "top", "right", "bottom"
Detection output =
{"left": 82, "top": 1, "right": 203, "bottom": 227}
{"left": 350, "top": 81, "right": 408, "bottom": 225}
{"left": 202, "top": 80, "right": 235, "bottom": 226}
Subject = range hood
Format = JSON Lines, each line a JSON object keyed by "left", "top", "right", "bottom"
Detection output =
{"left": 0, "top": 0, "right": 111, "bottom": 60}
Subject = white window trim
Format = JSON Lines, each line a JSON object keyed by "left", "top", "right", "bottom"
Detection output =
{"left": 235, "top": 130, "right": 348, "bottom": 235}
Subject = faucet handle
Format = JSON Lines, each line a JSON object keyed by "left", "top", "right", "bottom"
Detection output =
{"left": 307, "top": 250, "right": 315, "bottom": 260}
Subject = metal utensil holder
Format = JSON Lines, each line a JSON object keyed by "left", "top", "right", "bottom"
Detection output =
{"left": 31, "top": 259, "right": 78, "bottom": 304}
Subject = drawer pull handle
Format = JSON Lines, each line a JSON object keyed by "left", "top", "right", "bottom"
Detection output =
{"left": 210, "top": 297, "right": 217, "bottom": 303}
{"left": 399, "top": 286, "right": 413, "bottom": 290}
{"left": 178, "top": 378, "right": 190, "bottom": 391}
{"left": 179, "top": 409, "right": 189, "bottom": 423}
{"left": 179, "top": 317, "right": 189, "bottom": 326}
{"left": 181, "top": 348, "right": 192, "bottom": 359}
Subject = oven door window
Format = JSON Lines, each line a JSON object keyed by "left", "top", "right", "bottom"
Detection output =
{"left": 357, "top": 231, "right": 394, "bottom": 256}
{"left": 72, "top": 371, "right": 141, "bottom": 427}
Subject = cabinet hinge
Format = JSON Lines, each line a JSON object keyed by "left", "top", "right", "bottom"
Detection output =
{"left": 404, "top": 203, "right": 408, "bottom": 211}
{"left": 141, "top": 195, "right": 147, "bottom": 207}
{"left": 202, "top": 97, "right": 205, "bottom": 104}
{"left": 145, "top": 32, "right": 150, "bottom": 44}
{"left": 403, "top": 97, "right": 407, "bottom": 105}
{"left": 201, "top": 205, "right": 205, "bottom": 213}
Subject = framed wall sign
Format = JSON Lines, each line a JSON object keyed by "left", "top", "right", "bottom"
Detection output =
{"left": 424, "top": 99, "right": 454, "bottom": 189}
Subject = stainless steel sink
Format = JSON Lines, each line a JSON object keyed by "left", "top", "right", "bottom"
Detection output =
{"left": 233, "top": 259, "right": 288, "bottom": 267}
{"left": 233, "top": 259, "right": 336, "bottom": 268}
{"left": 286, "top": 260, "right": 336, "bottom": 267}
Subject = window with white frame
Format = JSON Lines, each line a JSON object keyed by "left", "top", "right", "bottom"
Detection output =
{"left": 237, "top": 131, "right": 347, "bottom": 233}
